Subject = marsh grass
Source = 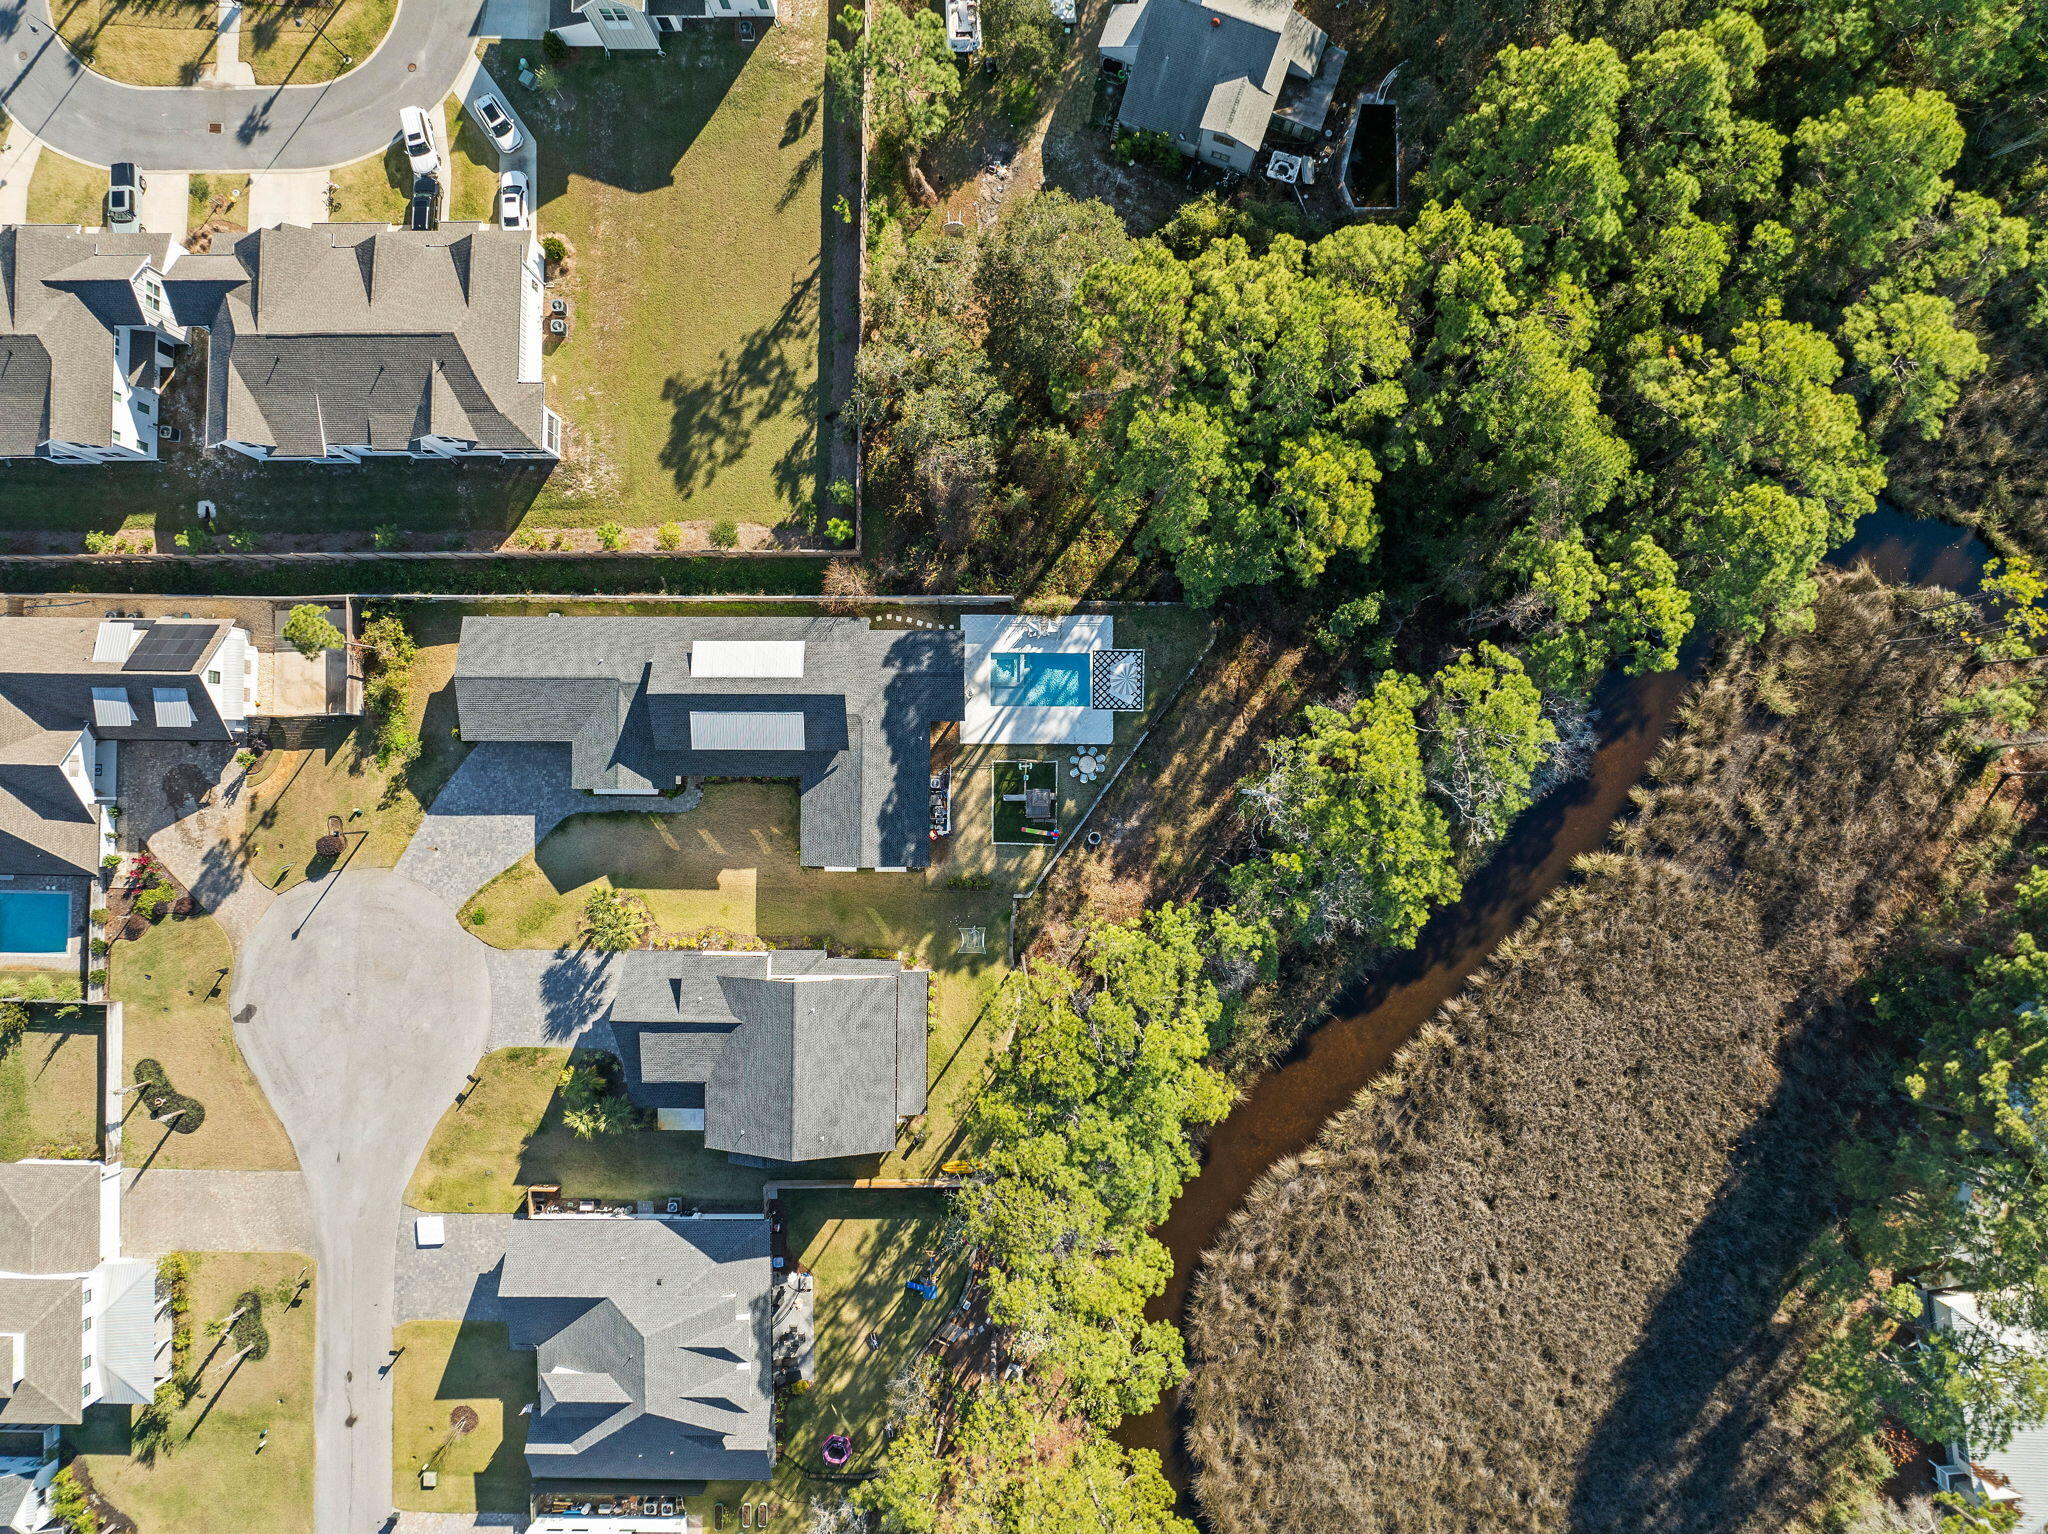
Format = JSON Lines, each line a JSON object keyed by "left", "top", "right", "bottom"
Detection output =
{"left": 1184, "top": 570, "right": 2020, "bottom": 1533}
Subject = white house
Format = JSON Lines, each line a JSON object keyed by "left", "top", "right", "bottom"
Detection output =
{"left": 551, "top": 0, "right": 774, "bottom": 53}
{"left": 0, "top": 229, "right": 189, "bottom": 464}
{"left": 1926, "top": 1290, "right": 2048, "bottom": 1534}
{"left": 0, "top": 1162, "right": 168, "bottom": 1461}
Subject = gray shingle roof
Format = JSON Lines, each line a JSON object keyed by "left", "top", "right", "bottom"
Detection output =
{"left": 453, "top": 617, "right": 965, "bottom": 869}
{"left": 1109, "top": 0, "right": 1325, "bottom": 149}
{"left": 612, "top": 949, "right": 926, "bottom": 1161}
{"left": 500, "top": 1217, "right": 775, "bottom": 1483}
{"left": 203, "top": 225, "right": 549, "bottom": 458}
{"left": 0, "top": 619, "right": 231, "bottom": 744}
{"left": 0, "top": 227, "right": 174, "bottom": 456}
{"left": 0, "top": 1279, "right": 83, "bottom": 1428}
{"left": 0, "top": 1163, "right": 102, "bottom": 1276}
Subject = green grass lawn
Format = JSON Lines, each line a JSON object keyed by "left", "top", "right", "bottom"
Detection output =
{"left": 70, "top": 1252, "right": 315, "bottom": 1534}
{"left": 390, "top": 1320, "right": 534, "bottom": 1514}
{"left": 778, "top": 1189, "right": 967, "bottom": 1479}
{"left": 242, "top": 0, "right": 396, "bottom": 85}
{"left": 992, "top": 759, "right": 1059, "bottom": 846}
{"left": 407, "top": 1045, "right": 843, "bottom": 1212}
{"left": 0, "top": 1006, "right": 100, "bottom": 1161}
{"left": 26, "top": 150, "right": 107, "bottom": 226}
{"left": 111, "top": 914, "right": 295, "bottom": 1172}
{"left": 52, "top": 0, "right": 215, "bottom": 85}
{"left": 508, "top": 9, "right": 838, "bottom": 529}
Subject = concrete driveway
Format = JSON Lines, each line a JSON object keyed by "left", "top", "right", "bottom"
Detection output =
{"left": 231, "top": 868, "right": 490, "bottom": 1534}
{"left": 135, "top": 169, "right": 189, "bottom": 240}
{"left": 247, "top": 168, "right": 328, "bottom": 228}
{"left": 0, "top": 0, "right": 484, "bottom": 171}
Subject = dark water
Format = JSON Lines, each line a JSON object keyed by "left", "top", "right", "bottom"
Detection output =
{"left": 1117, "top": 508, "right": 1995, "bottom": 1515}
{"left": 1347, "top": 103, "right": 1399, "bottom": 210}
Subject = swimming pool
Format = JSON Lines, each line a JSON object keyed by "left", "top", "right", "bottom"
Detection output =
{"left": 0, "top": 890, "right": 72, "bottom": 954}
{"left": 989, "top": 651, "right": 1089, "bottom": 708}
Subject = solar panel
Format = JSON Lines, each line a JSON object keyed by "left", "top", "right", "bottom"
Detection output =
{"left": 125, "top": 622, "right": 216, "bottom": 673}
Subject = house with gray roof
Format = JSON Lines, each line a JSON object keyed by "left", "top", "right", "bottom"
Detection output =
{"left": 0, "top": 1161, "right": 166, "bottom": 1437}
{"left": 501, "top": 1216, "right": 775, "bottom": 1487}
{"left": 612, "top": 948, "right": 927, "bottom": 1162}
{"left": 1101, "top": 0, "right": 1344, "bottom": 173}
{"left": 453, "top": 617, "right": 966, "bottom": 871}
{"left": 0, "top": 616, "right": 254, "bottom": 881}
{"left": 549, "top": 0, "right": 773, "bottom": 54}
{"left": 0, "top": 227, "right": 188, "bottom": 463}
{"left": 1, "top": 221, "right": 559, "bottom": 466}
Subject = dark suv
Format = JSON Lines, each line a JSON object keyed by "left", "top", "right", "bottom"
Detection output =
{"left": 409, "top": 174, "right": 439, "bottom": 231}
{"left": 106, "top": 163, "right": 144, "bottom": 231}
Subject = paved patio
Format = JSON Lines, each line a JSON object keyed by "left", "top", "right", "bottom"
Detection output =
{"left": 120, "top": 1168, "right": 315, "bottom": 1256}
{"left": 395, "top": 743, "right": 703, "bottom": 911}
{"left": 393, "top": 1210, "right": 513, "bottom": 1325}
{"left": 121, "top": 739, "right": 277, "bottom": 949}
{"left": 484, "top": 946, "right": 617, "bottom": 1051}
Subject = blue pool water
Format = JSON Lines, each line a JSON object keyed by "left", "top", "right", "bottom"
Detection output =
{"left": 0, "top": 891, "right": 72, "bottom": 954}
{"left": 990, "top": 651, "right": 1089, "bottom": 707}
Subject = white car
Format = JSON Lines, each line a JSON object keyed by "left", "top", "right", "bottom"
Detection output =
{"left": 397, "top": 105, "right": 439, "bottom": 177}
{"left": 470, "top": 93, "right": 524, "bottom": 155}
{"left": 497, "top": 170, "right": 531, "bottom": 231}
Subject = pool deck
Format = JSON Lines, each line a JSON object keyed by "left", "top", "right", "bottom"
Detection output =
{"left": 961, "top": 614, "right": 1117, "bottom": 746}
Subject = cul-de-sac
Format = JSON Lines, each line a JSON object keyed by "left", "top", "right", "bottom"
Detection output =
{"left": 1, "top": 1, "right": 2047, "bottom": 1532}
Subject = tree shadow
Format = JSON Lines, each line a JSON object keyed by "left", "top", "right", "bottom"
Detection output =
{"left": 658, "top": 265, "right": 819, "bottom": 502}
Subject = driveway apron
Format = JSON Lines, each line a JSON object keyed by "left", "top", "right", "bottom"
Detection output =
{"left": 232, "top": 867, "right": 490, "bottom": 1534}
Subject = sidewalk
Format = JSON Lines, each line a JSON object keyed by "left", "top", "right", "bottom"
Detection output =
{"left": 0, "top": 123, "right": 44, "bottom": 225}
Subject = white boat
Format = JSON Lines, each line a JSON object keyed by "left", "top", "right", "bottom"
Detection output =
{"left": 946, "top": 0, "right": 981, "bottom": 51}
{"left": 1050, "top": 0, "right": 1076, "bottom": 23}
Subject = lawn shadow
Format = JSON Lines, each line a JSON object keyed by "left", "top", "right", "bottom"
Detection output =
{"left": 658, "top": 264, "right": 820, "bottom": 504}
{"left": 423, "top": 1320, "right": 534, "bottom": 1512}
{"left": 535, "top": 813, "right": 741, "bottom": 898}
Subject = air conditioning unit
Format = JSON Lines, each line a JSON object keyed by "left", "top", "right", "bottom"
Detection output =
{"left": 548, "top": 317, "right": 566, "bottom": 335}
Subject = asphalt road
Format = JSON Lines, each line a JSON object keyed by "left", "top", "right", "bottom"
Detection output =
{"left": 0, "top": 0, "right": 483, "bottom": 172}
{"left": 231, "top": 868, "right": 490, "bottom": 1534}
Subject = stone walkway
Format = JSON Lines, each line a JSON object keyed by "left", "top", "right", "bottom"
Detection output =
{"left": 392, "top": 1211, "right": 514, "bottom": 1325}
{"left": 484, "top": 947, "right": 617, "bottom": 1051}
{"left": 395, "top": 743, "right": 702, "bottom": 911}
{"left": 122, "top": 740, "right": 277, "bottom": 950}
{"left": 120, "top": 1168, "right": 315, "bottom": 1256}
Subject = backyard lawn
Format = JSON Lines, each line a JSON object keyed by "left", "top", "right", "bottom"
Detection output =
{"left": 506, "top": 0, "right": 842, "bottom": 532}
{"left": 992, "top": 760, "right": 1059, "bottom": 846}
{"left": 70, "top": 1252, "right": 315, "bottom": 1534}
{"left": 25, "top": 150, "right": 106, "bottom": 226}
{"left": 390, "top": 1320, "right": 534, "bottom": 1515}
{"left": 777, "top": 1189, "right": 967, "bottom": 1479}
{"left": 0, "top": 1006, "right": 100, "bottom": 1162}
{"left": 406, "top": 1046, "right": 791, "bottom": 1212}
{"left": 111, "top": 914, "right": 295, "bottom": 1172}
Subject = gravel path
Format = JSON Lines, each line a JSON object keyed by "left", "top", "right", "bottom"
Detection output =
{"left": 232, "top": 868, "right": 491, "bottom": 1534}
{"left": 119, "top": 1168, "right": 314, "bottom": 1256}
{"left": 0, "top": 0, "right": 483, "bottom": 172}
{"left": 395, "top": 742, "right": 701, "bottom": 911}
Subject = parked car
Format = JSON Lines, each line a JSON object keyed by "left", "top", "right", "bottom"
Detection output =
{"left": 470, "top": 92, "right": 524, "bottom": 154}
{"left": 409, "top": 174, "right": 439, "bottom": 232}
{"left": 397, "top": 105, "right": 439, "bottom": 176}
{"left": 497, "top": 170, "right": 531, "bottom": 231}
{"left": 106, "top": 163, "right": 144, "bottom": 231}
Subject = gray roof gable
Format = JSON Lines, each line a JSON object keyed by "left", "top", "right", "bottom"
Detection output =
{"left": 612, "top": 950, "right": 926, "bottom": 1162}
{"left": 0, "top": 1163, "right": 101, "bottom": 1277}
{"left": 453, "top": 617, "right": 964, "bottom": 869}
{"left": 1112, "top": 0, "right": 1325, "bottom": 148}
{"left": 0, "top": 1279, "right": 83, "bottom": 1427}
{"left": 500, "top": 1218, "right": 774, "bottom": 1482}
